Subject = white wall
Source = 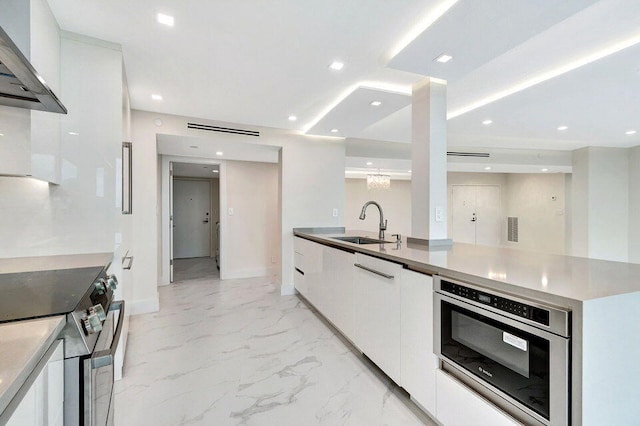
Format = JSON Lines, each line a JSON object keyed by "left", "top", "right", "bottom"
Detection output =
{"left": 0, "top": 34, "right": 123, "bottom": 258}
{"left": 345, "top": 179, "right": 411, "bottom": 238}
{"left": 345, "top": 172, "right": 568, "bottom": 254}
{"left": 225, "top": 161, "right": 279, "bottom": 278}
{"left": 130, "top": 110, "right": 345, "bottom": 313}
{"left": 504, "top": 173, "right": 566, "bottom": 255}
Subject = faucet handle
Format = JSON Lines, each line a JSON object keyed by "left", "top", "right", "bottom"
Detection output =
{"left": 392, "top": 233, "right": 401, "bottom": 243}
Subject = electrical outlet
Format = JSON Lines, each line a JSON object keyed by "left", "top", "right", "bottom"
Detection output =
{"left": 435, "top": 206, "right": 444, "bottom": 222}
{"left": 228, "top": 207, "right": 234, "bottom": 216}
{"left": 332, "top": 208, "right": 338, "bottom": 217}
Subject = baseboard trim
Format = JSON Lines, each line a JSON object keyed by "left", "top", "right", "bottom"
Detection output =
{"left": 129, "top": 294, "right": 160, "bottom": 315}
{"left": 222, "top": 267, "right": 275, "bottom": 280}
{"left": 280, "top": 284, "right": 297, "bottom": 296}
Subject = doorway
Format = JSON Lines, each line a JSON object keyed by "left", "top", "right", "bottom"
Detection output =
{"left": 173, "top": 179, "right": 211, "bottom": 258}
{"left": 451, "top": 185, "right": 501, "bottom": 246}
{"left": 170, "top": 162, "right": 221, "bottom": 282}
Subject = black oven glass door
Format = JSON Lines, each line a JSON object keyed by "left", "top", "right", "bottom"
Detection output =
{"left": 441, "top": 300, "right": 550, "bottom": 420}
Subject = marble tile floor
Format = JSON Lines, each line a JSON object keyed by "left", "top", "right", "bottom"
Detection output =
{"left": 114, "top": 274, "right": 437, "bottom": 426}
{"left": 174, "top": 257, "right": 220, "bottom": 282}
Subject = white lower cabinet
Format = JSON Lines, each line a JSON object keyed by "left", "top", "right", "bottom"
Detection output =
{"left": 322, "top": 246, "right": 355, "bottom": 337}
{"left": 400, "top": 269, "right": 438, "bottom": 415}
{"left": 353, "top": 253, "right": 403, "bottom": 384}
{"left": 436, "top": 370, "right": 522, "bottom": 426}
{"left": 6, "top": 340, "right": 64, "bottom": 426}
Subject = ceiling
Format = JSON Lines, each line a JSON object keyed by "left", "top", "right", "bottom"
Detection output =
{"left": 48, "top": 0, "right": 640, "bottom": 156}
{"left": 173, "top": 162, "right": 219, "bottom": 179}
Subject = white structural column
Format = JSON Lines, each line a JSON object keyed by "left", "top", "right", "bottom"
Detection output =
{"left": 411, "top": 78, "right": 449, "bottom": 242}
{"left": 571, "top": 147, "right": 629, "bottom": 262}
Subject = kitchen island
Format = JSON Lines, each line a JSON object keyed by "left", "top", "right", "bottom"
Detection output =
{"left": 294, "top": 228, "right": 640, "bottom": 426}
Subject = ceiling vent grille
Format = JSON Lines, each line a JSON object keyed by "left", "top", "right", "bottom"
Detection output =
{"left": 447, "top": 151, "right": 490, "bottom": 158}
{"left": 187, "top": 122, "right": 259, "bottom": 137}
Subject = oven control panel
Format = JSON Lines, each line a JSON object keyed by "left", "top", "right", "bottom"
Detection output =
{"left": 440, "top": 280, "right": 550, "bottom": 326}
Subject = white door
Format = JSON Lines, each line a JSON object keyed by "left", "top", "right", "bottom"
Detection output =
{"left": 475, "top": 185, "right": 501, "bottom": 246}
{"left": 169, "top": 163, "right": 174, "bottom": 281}
{"left": 452, "top": 185, "right": 477, "bottom": 244}
{"left": 452, "top": 185, "right": 501, "bottom": 246}
{"left": 173, "top": 179, "right": 211, "bottom": 258}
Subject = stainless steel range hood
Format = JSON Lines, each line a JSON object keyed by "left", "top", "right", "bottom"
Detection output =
{"left": 0, "top": 25, "right": 67, "bottom": 114}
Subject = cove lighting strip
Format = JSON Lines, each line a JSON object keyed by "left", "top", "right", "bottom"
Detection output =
{"left": 302, "top": 81, "right": 412, "bottom": 134}
{"left": 447, "top": 33, "right": 640, "bottom": 119}
{"left": 386, "top": 0, "right": 460, "bottom": 62}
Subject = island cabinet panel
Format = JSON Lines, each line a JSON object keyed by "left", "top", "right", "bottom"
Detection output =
{"left": 435, "top": 370, "right": 522, "bottom": 426}
{"left": 400, "top": 269, "right": 438, "bottom": 416}
{"left": 293, "top": 237, "right": 323, "bottom": 300}
{"left": 5, "top": 340, "right": 64, "bottom": 426}
{"left": 321, "top": 246, "right": 356, "bottom": 338}
{"left": 353, "top": 253, "right": 403, "bottom": 384}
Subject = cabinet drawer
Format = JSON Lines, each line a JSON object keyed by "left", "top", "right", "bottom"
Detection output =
{"left": 436, "top": 369, "right": 522, "bottom": 426}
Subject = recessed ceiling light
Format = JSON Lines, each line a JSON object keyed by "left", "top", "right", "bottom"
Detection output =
{"left": 370, "top": 101, "right": 382, "bottom": 107}
{"left": 68, "top": 132, "right": 79, "bottom": 136}
{"left": 625, "top": 130, "right": 637, "bottom": 135}
{"left": 213, "top": 170, "right": 219, "bottom": 173}
{"left": 216, "top": 151, "right": 223, "bottom": 156}
{"left": 190, "top": 145, "right": 198, "bottom": 149}
{"left": 408, "top": 170, "right": 412, "bottom": 173}
{"left": 330, "top": 128, "right": 339, "bottom": 133}
{"left": 482, "top": 119, "right": 493, "bottom": 125}
{"left": 435, "top": 53, "right": 453, "bottom": 63}
{"left": 288, "top": 115, "right": 297, "bottom": 122}
{"left": 541, "top": 168, "right": 549, "bottom": 172}
{"left": 366, "top": 161, "right": 373, "bottom": 166}
{"left": 157, "top": 13, "right": 174, "bottom": 27}
{"left": 329, "top": 61, "right": 344, "bottom": 71}
{"left": 151, "top": 94, "right": 163, "bottom": 101}
{"left": 0, "top": 133, "right": 4, "bottom": 136}
{"left": 484, "top": 166, "right": 492, "bottom": 170}
{"left": 557, "top": 126, "right": 568, "bottom": 131}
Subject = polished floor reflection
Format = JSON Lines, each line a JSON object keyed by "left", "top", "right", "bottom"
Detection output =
{"left": 173, "top": 257, "right": 219, "bottom": 282}
{"left": 114, "top": 274, "right": 436, "bottom": 425}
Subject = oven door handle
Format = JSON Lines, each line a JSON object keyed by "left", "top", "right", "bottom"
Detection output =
{"left": 91, "top": 300, "right": 125, "bottom": 369}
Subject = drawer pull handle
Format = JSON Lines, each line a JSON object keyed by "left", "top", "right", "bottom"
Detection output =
{"left": 354, "top": 263, "right": 394, "bottom": 279}
{"left": 295, "top": 267, "right": 305, "bottom": 276}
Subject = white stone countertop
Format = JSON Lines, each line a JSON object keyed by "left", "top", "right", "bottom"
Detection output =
{"left": 294, "top": 229, "right": 640, "bottom": 307}
{"left": 0, "top": 252, "right": 113, "bottom": 274}
{"left": 0, "top": 316, "right": 65, "bottom": 415}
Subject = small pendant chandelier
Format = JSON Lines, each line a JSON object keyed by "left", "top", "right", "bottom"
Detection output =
{"left": 367, "top": 171, "right": 391, "bottom": 190}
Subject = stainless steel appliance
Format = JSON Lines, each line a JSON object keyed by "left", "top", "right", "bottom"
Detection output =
{"left": 434, "top": 276, "right": 571, "bottom": 425}
{"left": 0, "top": 261, "right": 124, "bottom": 425}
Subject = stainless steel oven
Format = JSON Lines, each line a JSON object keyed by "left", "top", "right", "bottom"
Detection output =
{"left": 434, "top": 276, "right": 571, "bottom": 426}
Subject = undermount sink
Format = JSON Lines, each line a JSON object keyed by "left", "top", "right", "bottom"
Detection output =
{"left": 332, "top": 236, "right": 391, "bottom": 245}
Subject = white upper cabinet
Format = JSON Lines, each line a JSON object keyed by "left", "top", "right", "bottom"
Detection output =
{"left": 0, "top": 0, "right": 62, "bottom": 182}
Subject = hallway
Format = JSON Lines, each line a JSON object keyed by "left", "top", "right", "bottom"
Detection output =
{"left": 114, "top": 274, "right": 436, "bottom": 425}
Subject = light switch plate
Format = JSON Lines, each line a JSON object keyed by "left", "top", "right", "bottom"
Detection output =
{"left": 332, "top": 208, "right": 338, "bottom": 217}
{"left": 228, "top": 207, "right": 234, "bottom": 216}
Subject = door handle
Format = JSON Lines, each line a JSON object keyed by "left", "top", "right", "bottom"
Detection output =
{"left": 471, "top": 213, "right": 477, "bottom": 222}
{"left": 91, "top": 300, "right": 125, "bottom": 369}
{"left": 203, "top": 219, "right": 209, "bottom": 223}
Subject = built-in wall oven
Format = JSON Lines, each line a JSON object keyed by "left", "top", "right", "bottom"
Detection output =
{"left": 434, "top": 276, "right": 571, "bottom": 426}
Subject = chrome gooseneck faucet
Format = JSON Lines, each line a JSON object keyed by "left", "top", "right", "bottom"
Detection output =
{"left": 359, "top": 201, "right": 387, "bottom": 240}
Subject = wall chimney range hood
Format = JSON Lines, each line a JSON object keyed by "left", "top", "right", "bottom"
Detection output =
{"left": 0, "top": 25, "right": 67, "bottom": 114}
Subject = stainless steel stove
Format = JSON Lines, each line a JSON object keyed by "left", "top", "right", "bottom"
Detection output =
{"left": 0, "top": 260, "right": 124, "bottom": 426}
